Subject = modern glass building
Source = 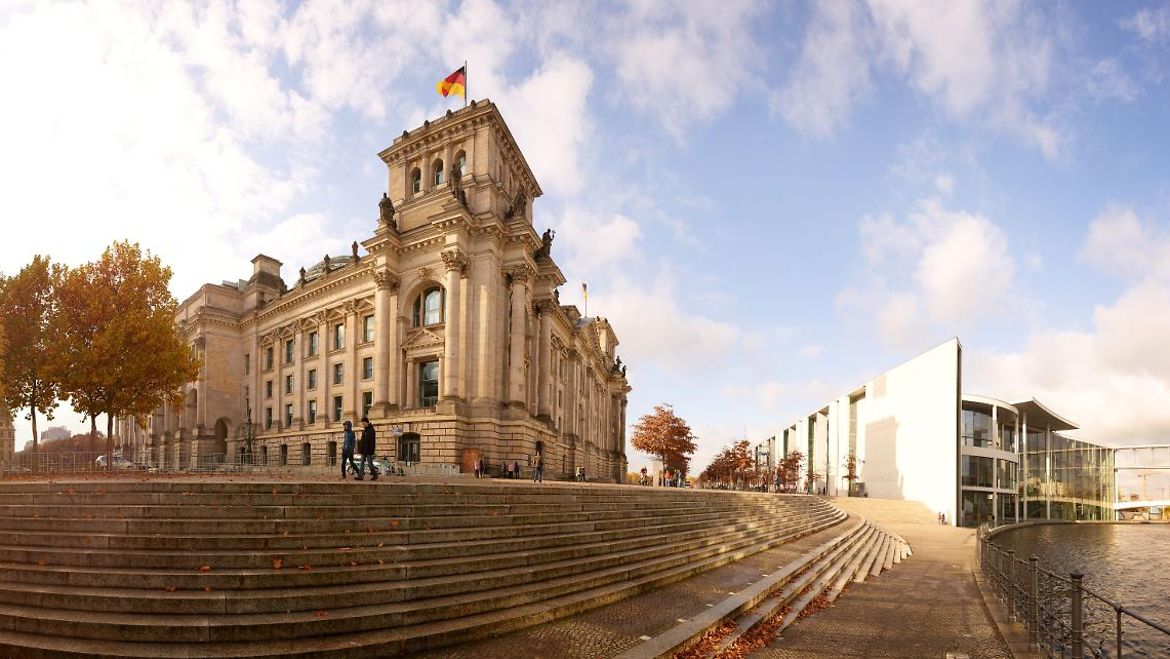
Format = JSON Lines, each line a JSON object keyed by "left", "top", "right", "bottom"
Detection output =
{"left": 771, "top": 338, "right": 1116, "bottom": 527}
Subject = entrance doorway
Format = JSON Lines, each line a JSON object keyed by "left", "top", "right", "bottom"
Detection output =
{"left": 398, "top": 432, "right": 420, "bottom": 464}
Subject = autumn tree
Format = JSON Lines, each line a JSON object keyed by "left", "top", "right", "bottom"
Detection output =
{"left": 844, "top": 452, "right": 860, "bottom": 496}
{"left": 630, "top": 404, "right": 697, "bottom": 479}
{"left": 701, "top": 440, "right": 754, "bottom": 489}
{"left": 777, "top": 450, "right": 804, "bottom": 493}
{"left": 0, "top": 256, "right": 64, "bottom": 460}
{"left": 50, "top": 242, "right": 201, "bottom": 469}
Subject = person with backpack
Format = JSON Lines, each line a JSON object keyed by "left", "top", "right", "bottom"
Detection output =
{"left": 340, "top": 420, "right": 357, "bottom": 479}
{"left": 356, "top": 417, "right": 377, "bottom": 481}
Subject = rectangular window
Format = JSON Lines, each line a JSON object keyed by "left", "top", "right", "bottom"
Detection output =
{"left": 308, "top": 331, "right": 319, "bottom": 357}
{"left": 962, "top": 408, "right": 992, "bottom": 448}
{"left": 333, "top": 395, "right": 343, "bottom": 422}
{"left": 333, "top": 363, "right": 344, "bottom": 385}
{"left": 308, "top": 369, "right": 317, "bottom": 390}
{"left": 307, "top": 400, "right": 317, "bottom": 424}
{"left": 265, "top": 346, "right": 274, "bottom": 370}
{"left": 362, "top": 391, "right": 372, "bottom": 418}
{"left": 284, "top": 374, "right": 293, "bottom": 395}
{"left": 244, "top": 353, "right": 250, "bottom": 375}
{"left": 362, "top": 356, "right": 373, "bottom": 380}
{"left": 961, "top": 491, "right": 994, "bottom": 527}
{"left": 363, "top": 315, "right": 375, "bottom": 343}
{"left": 284, "top": 404, "right": 293, "bottom": 428}
{"left": 998, "top": 459, "right": 1018, "bottom": 490}
{"left": 419, "top": 360, "right": 439, "bottom": 407}
{"left": 279, "top": 444, "right": 288, "bottom": 466}
{"left": 333, "top": 323, "right": 345, "bottom": 350}
{"left": 265, "top": 380, "right": 273, "bottom": 399}
{"left": 265, "top": 407, "right": 272, "bottom": 430}
{"left": 962, "top": 455, "right": 995, "bottom": 488}
{"left": 284, "top": 339, "right": 294, "bottom": 364}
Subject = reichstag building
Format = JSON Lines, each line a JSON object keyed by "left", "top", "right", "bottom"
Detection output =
{"left": 116, "top": 101, "right": 631, "bottom": 481}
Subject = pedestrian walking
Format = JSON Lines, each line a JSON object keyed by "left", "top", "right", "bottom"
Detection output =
{"left": 474, "top": 457, "right": 482, "bottom": 478}
{"left": 533, "top": 453, "right": 543, "bottom": 483}
{"left": 505, "top": 462, "right": 513, "bottom": 479}
{"left": 357, "top": 417, "right": 377, "bottom": 481}
{"left": 340, "top": 421, "right": 357, "bottom": 479}
{"left": 512, "top": 461, "right": 520, "bottom": 480}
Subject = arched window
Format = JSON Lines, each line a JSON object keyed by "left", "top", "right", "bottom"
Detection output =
{"left": 432, "top": 159, "right": 444, "bottom": 187}
{"left": 454, "top": 150, "right": 466, "bottom": 179}
{"left": 412, "top": 287, "right": 444, "bottom": 326}
{"left": 411, "top": 168, "right": 421, "bottom": 194}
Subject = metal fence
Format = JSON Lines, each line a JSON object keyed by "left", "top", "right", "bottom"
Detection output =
{"left": 978, "top": 527, "right": 1170, "bottom": 657}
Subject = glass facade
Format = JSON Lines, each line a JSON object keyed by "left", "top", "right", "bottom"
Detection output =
{"left": 962, "top": 408, "right": 992, "bottom": 447}
{"left": 962, "top": 455, "right": 994, "bottom": 487}
{"left": 962, "top": 491, "right": 995, "bottom": 526}
{"left": 1021, "top": 430, "right": 1115, "bottom": 522}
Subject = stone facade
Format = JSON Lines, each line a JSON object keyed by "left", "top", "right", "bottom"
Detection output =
{"left": 0, "top": 410, "right": 13, "bottom": 466}
{"left": 117, "top": 101, "right": 631, "bottom": 481}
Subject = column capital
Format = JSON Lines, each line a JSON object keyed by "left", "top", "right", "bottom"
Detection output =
{"left": 374, "top": 267, "right": 399, "bottom": 291}
{"left": 504, "top": 263, "right": 535, "bottom": 283}
{"left": 441, "top": 249, "right": 468, "bottom": 273}
{"left": 533, "top": 298, "right": 556, "bottom": 315}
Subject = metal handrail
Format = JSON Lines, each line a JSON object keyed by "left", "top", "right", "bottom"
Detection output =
{"left": 978, "top": 526, "right": 1170, "bottom": 657}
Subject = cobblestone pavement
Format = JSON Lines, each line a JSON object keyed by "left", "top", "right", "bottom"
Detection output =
{"left": 411, "top": 520, "right": 849, "bottom": 658}
{"left": 751, "top": 498, "right": 1012, "bottom": 659}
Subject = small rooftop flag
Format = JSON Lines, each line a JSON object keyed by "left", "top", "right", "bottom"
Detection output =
{"left": 436, "top": 65, "right": 466, "bottom": 99}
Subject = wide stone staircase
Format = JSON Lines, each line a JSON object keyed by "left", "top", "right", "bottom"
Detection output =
{"left": 0, "top": 480, "right": 846, "bottom": 658}
{"left": 615, "top": 502, "right": 912, "bottom": 658}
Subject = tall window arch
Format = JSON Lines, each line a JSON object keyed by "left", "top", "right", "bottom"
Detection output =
{"left": 454, "top": 150, "right": 467, "bottom": 179}
{"left": 412, "top": 286, "right": 444, "bottom": 326}
{"left": 410, "top": 167, "right": 421, "bottom": 194}
{"left": 432, "top": 159, "right": 444, "bottom": 187}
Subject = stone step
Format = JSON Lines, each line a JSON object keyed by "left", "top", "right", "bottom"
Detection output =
{"left": 0, "top": 512, "right": 846, "bottom": 644}
{"left": 0, "top": 507, "right": 837, "bottom": 573}
{"left": 0, "top": 510, "right": 844, "bottom": 595}
{"left": 0, "top": 513, "right": 841, "bottom": 617}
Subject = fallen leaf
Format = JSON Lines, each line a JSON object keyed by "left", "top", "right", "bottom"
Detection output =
{"left": 198, "top": 565, "right": 211, "bottom": 572}
{"left": 272, "top": 559, "right": 283, "bottom": 570}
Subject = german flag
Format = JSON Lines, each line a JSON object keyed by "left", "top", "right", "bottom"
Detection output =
{"left": 436, "top": 66, "right": 466, "bottom": 98}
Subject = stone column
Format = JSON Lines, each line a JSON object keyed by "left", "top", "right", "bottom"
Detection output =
{"left": 535, "top": 301, "right": 552, "bottom": 419}
{"left": 441, "top": 250, "right": 467, "bottom": 400}
{"left": 506, "top": 266, "right": 532, "bottom": 405}
{"left": 373, "top": 268, "right": 399, "bottom": 417}
{"left": 395, "top": 316, "right": 407, "bottom": 408}
{"left": 317, "top": 314, "right": 329, "bottom": 427}
{"left": 345, "top": 301, "right": 358, "bottom": 418}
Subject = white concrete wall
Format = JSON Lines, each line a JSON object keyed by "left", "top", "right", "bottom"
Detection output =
{"left": 859, "top": 338, "right": 961, "bottom": 524}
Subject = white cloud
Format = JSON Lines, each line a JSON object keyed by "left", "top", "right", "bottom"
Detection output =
{"left": 770, "top": 1, "right": 871, "bottom": 138}
{"left": 552, "top": 208, "right": 642, "bottom": 271}
{"left": 969, "top": 206, "right": 1170, "bottom": 446}
{"left": 933, "top": 173, "right": 955, "bottom": 196}
{"left": 1085, "top": 58, "right": 1140, "bottom": 103}
{"left": 1079, "top": 205, "right": 1170, "bottom": 280}
{"left": 840, "top": 197, "right": 1016, "bottom": 346}
{"left": 1122, "top": 5, "right": 1170, "bottom": 43}
{"left": 609, "top": 0, "right": 766, "bottom": 139}
{"left": 497, "top": 55, "right": 594, "bottom": 197}
{"left": 777, "top": 1, "right": 1072, "bottom": 160}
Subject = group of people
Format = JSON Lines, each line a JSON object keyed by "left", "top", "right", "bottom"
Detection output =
{"left": 470, "top": 455, "right": 549, "bottom": 483}
{"left": 340, "top": 417, "right": 378, "bottom": 481}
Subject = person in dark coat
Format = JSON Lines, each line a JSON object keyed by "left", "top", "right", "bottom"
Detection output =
{"left": 341, "top": 421, "right": 357, "bottom": 479}
{"left": 357, "top": 417, "right": 377, "bottom": 481}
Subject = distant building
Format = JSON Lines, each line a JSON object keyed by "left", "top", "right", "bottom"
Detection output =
{"left": 118, "top": 101, "right": 631, "bottom": 481}
{"left": 774, "top": 338, "right": 1114, "bottom": 527}
{"left": 39, "top": 426, "right": 72, "bottom": 442}
{"left": 0, "top": 411, "right": 13, "bottom": 465}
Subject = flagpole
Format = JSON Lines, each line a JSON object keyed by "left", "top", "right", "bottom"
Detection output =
{"left": 464, "top": 60, "right": 468, "bottom": 108}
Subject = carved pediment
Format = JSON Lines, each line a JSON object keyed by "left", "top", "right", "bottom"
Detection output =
{"left": 401, "top": 327, "right": 445, "bottom": 350}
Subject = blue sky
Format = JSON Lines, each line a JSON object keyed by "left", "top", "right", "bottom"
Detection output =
{"left": 2, "top": 1, "right": 1170, "bottom": 470}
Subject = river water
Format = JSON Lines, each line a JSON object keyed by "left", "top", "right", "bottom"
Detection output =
{"left": 994, "top": 523, "right": 1170, "bottom": 657}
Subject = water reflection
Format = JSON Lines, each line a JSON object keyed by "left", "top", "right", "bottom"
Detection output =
{"left": 995, "top": 524, "right": 1170, "bottom": 656}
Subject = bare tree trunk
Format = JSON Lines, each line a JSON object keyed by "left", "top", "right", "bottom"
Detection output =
{"left": 106, "top": 414, "right": 114, "bottom": 470}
